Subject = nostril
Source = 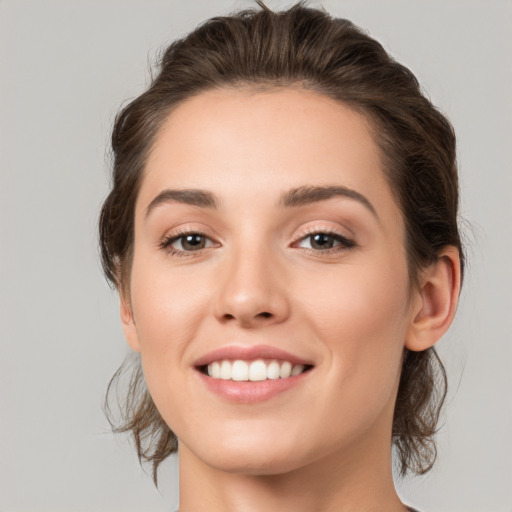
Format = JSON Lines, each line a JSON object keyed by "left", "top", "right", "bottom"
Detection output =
{"left": 219, "top": 311, "right": 275, "bottom": 324}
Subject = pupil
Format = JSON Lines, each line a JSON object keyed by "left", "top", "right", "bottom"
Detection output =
{"left": 183, "top": 234, "right": 204, "bottom": 250}
{"left": 312, "top": 233, "right": 333, "bottom": 249}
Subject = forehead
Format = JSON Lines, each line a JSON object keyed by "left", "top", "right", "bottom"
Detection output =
{"left": 139, "top": 87, "right": 401, "bottom": 228}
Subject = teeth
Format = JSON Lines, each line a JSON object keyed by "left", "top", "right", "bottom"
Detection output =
{"left": 266, "top": 360, "right": 280, "bottom": 380}
{"left": 232, "top": 360, "right": 249, "bottom": 381}
{"left": 206, "top": 359, "right": 307, "bottom": 381}
{"left": 291, "top": 364, "right": 305, "bottom": 376}
{"left": 280, "top": 361, "right": 292, "bottom": 378}
{"left": 209, "top": 361, "right": 220, "bottom": 378}
{"left": 249, "top": 359, "right": 267, "bottom": 381}
{"left": 220, "top": 360, "right": 232, "bottom": 380}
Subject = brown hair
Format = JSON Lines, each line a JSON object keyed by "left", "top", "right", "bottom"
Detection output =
{"left": 100, "top": 1, "right": 464, "bottom": 484}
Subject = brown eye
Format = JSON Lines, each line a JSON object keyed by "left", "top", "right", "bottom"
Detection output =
{"left": 297, "top": 232, "right": 355, "bottom": 251}
{"left": 163, "top": 232, "right": 215, "bottom": 253}
{"left": 179, "top": 234, "right": 206, "bottom": 251}
{"left": 310, "top": 233, "right": 335, "bottom": 250}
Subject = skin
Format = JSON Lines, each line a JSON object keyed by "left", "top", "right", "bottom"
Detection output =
{"left": 120, "top": 88, "right": 460, "bottom": 512}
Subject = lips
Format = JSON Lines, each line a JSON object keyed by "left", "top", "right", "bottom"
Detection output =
{"left": 194, "top": 345, "right": 314, "bottom": 403}
{"left": 193, "top": 344, "right": 313, "bottom": 368}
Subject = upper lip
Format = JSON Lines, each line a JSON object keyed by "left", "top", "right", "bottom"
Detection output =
{"left": 193, "top": 345, "right": 314, "bottom": 367}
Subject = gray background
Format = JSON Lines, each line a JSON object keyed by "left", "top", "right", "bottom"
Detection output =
{"left": 0, "top": 0, "right": 511, "bottom": 511}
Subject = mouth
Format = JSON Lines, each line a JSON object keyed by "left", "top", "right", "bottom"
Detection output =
{"left": 197, "top": 359, "right": 314, "bottom": 381}
{"left": 193, "top": 345, "right": 314, "bottom": 403}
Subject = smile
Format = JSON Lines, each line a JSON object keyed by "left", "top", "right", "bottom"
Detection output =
{"left": 205, "top": 359, "right": 309, "bottom": 381}
{"left": 194, "top": 345, "right": 314, "bottom": 403}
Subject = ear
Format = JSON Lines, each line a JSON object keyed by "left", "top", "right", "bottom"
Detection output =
{"left": 120, "top": 293, "right": 141, "bottom": 353}
{"left": 405, "top": 246, "right": 461, "bottom": 352}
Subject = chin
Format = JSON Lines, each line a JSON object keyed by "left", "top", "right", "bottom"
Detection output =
{"left": 205, "top": 450, "right": 307, "bottom": 476}
{"left": 181, "top": 426, "right": 319, "bottom": 476}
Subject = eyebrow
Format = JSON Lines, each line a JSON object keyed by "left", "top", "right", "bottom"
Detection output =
{"left": 279, "top": 185, "right": 378, "bottom": 219}
{"left": 145, "top": 188, "right": 217, "bottom": 218}
{"left": 145, "top": 185, "right": 378, "bottom": 220}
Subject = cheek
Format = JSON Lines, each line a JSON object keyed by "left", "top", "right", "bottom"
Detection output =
{"left": 290, "top": 261, "right": 410, "bottom": 446}
{"left": 300, "top": 256, "right": 409, "bottom": 337}
{"left": 128, "top": 262, "right": 212, "bottom": 398}
{"left": 298, "top": 255, "right": 410, "bottom": 387}
{"left": 131, "top": 261, "right": 207, "bottom": 341}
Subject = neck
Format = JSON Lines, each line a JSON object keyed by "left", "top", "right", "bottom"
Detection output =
{"left": 178, "top": 430, "right": 407, "bottom": 512}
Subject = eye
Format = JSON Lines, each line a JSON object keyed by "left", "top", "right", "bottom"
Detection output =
{"left": 160, "top": 232, "right": 217, "bottom": 255}
{"left": 296, "top": 231, "right": 355, "bottom": 251}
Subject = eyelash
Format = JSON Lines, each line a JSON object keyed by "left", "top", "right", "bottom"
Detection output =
{"left": 159, "top": 228, "right": 218, "bottom": 258}
{"left": 159, "top": 228, "right": 356, "bottom": 258}
{"left": 294, "top": 227, "right": 356, "bottom": 255}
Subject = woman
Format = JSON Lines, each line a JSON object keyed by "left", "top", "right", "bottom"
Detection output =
{"left": 99, "top": 3, "right": 463, "bottom": 511}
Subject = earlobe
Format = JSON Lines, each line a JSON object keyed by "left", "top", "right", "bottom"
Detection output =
{"left": 405, "top": 247, "right": 461, "bottom": 352}
{"left": 120, "top": 294, "right": 141, "bottom": 353}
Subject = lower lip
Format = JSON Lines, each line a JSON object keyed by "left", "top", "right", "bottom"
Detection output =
{"left": 197, "top": 370, "right": 311, "bottom": 404}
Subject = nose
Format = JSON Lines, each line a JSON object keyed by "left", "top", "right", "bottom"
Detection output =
{"left": 213, "top": 244, "right": 290, "bottom": 328}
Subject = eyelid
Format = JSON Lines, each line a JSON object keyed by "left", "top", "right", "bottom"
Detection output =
{"left": 293, "top": 223, "right": 354, "bottom": 242}
{"left": 291, "top": 224, "right": 357, "bottom": 252}
{"left": 159, "top": 223, "right": 221, "bottom": 244}
{"left": 159, "top": 226, "right": 221, "bottom": 257}
{"left": 158, "top": 222, "right": 356, "bottom": 258}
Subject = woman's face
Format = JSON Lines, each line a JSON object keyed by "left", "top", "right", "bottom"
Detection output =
{"left": 122, "top": 87, "right": 419, "bottom": 475}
